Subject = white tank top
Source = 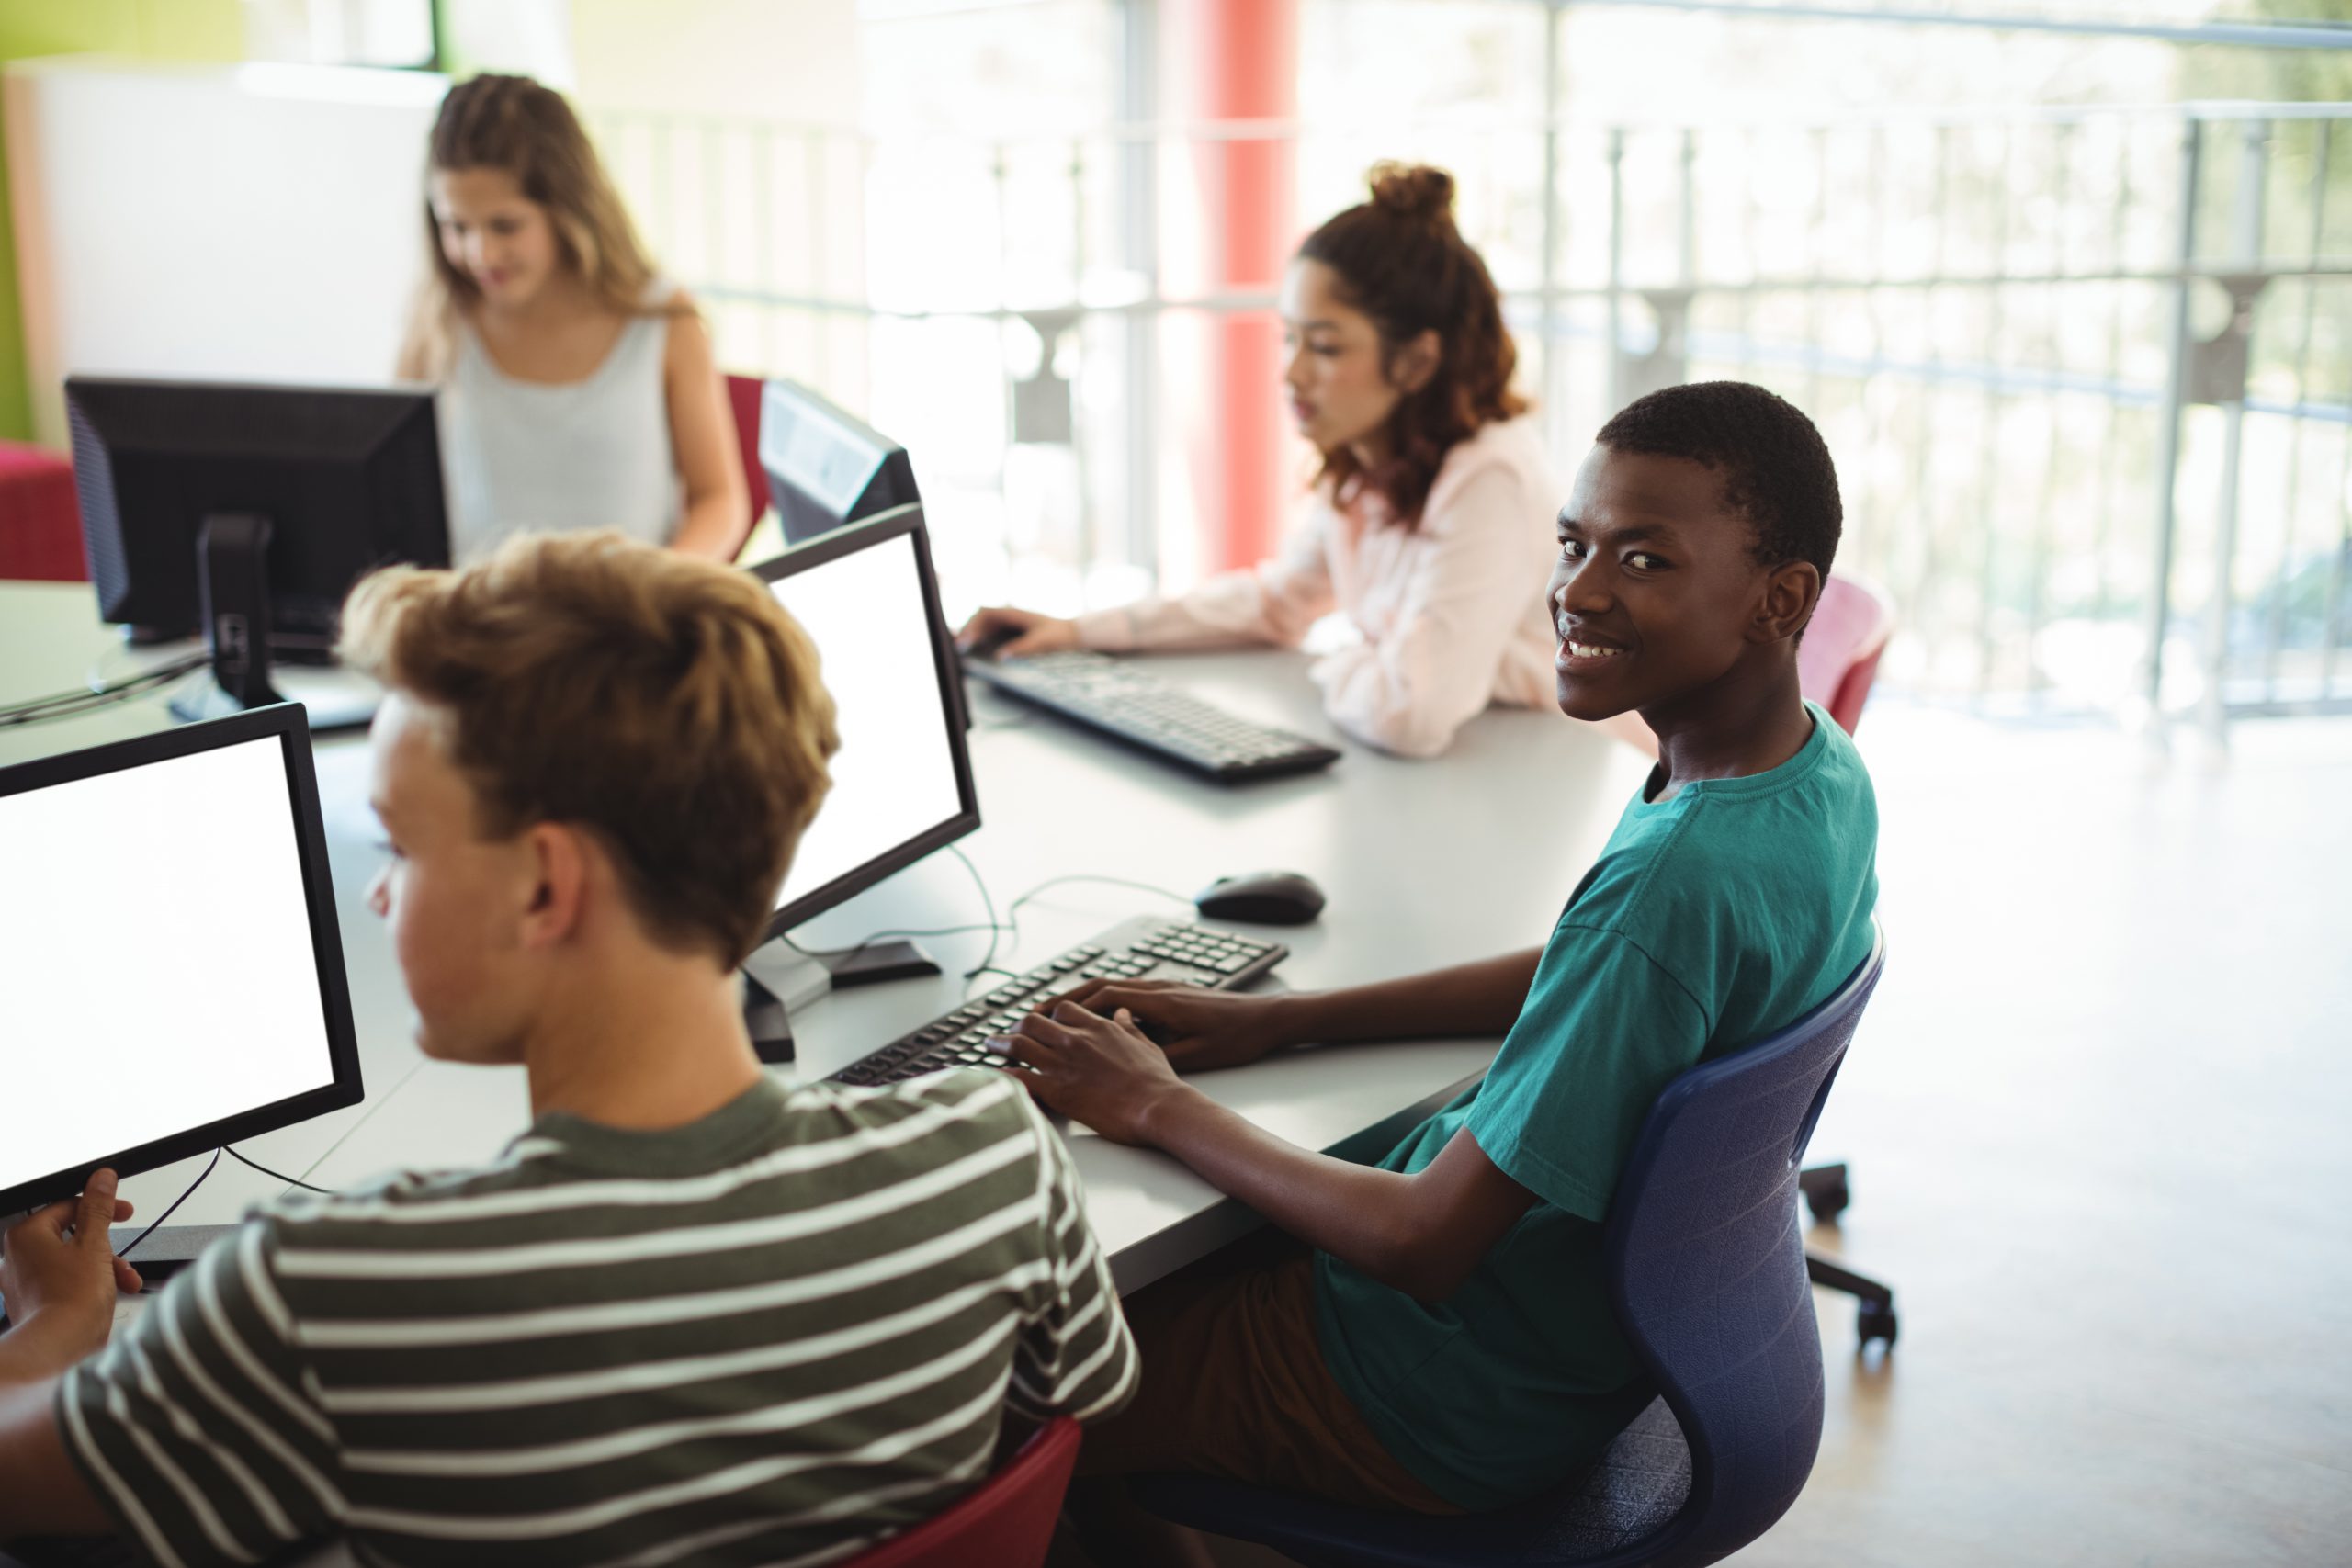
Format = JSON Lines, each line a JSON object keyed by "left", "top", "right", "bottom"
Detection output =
{"left": 437, "top": 285, "right": 682, "bottom": 563}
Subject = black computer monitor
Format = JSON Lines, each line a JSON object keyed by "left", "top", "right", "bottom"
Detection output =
{"left": 732, "top": 505, "right": 978, "bottom": 1057}
{"left": 0, "top": 703, "right": 363, "bottom": 1264}
{"left": 65, "top": 376, "right": 448, "bottom": 728}
{"left": 759, "top": 379, "right": 920, "bottom": 547}
{"left": 756, "top": 502, "right": 978, "bottom": 934}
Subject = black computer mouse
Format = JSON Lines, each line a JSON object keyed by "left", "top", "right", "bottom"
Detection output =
{"left": 1194, "top": 870, "right": 1326, "bottom": 926}
{"left": 959, "top": 625, "right": 1017, "bottom": 661}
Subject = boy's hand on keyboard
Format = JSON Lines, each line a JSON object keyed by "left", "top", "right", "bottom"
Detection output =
{"left": 1045, "top": 979, "right": 1288, "bottom": 1073}
{"left": 993, "top": 1001, "right": 1183, "bottom": 1145}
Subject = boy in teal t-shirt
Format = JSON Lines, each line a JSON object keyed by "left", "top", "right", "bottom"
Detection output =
{"left": 1315, "top": 697, "right": 1877, "bottom": 1506}
{"left": 998, "top": 382, "right": 1880, "bottom": 1551}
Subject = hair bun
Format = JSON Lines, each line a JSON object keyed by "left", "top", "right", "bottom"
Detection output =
{"left": 1366, "top": 163, "right": 1456, "bottom": 228}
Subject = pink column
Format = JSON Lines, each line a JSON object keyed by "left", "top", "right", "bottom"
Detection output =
{"left": 1165, "top": 0, "right": 1297, "bottom": 573}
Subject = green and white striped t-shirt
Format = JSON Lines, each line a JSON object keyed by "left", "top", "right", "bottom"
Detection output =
{"left": 58, "top": 1069, "right": 1136, "bottom": 1567}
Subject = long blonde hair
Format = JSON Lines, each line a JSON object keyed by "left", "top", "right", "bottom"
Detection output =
{"left": 403, "top": 73, "right": 684, "bottom": 380}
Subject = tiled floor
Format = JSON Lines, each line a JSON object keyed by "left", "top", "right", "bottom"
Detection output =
{"left": 1214, "top": 703, "right": 2352, "bottom": 1567}
{"left": 1751, "top": 703, "right": 2352, "bottom": 1567}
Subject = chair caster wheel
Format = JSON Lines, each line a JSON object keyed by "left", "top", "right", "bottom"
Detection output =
{"left": 1857, "top": 1301, "right": 1897, "bottom": 1348}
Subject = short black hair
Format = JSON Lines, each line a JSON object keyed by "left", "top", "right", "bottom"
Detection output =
{"left": 1594, "top": 381, "right": 1841, "bottom": 581}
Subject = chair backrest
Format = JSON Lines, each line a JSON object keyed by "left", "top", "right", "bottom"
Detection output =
{"left": 0, "top": 442, "right": 87, "bottom": 583}
{"left": 838, "top": 1417, "right": 1082, "bottom": 1568}
{"left": 724, "top": 373, "right": 770, "bottom": 542}
{"left": 1796, "top": 575, "right": 1895, "bottom": 735}
{"left": 1599, "top": 924, "right": 1885, "bottom": 1568}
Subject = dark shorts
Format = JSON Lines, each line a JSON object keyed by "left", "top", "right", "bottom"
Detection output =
{"left": 1078, "top": 1233, "right": 1460, "bottom": 1516}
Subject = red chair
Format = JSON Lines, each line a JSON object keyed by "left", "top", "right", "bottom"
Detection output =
{"left": 725, "top": 373, "right": 770, "bottom": 554}
{"left": 839, "top": 1417, "right": 1081, "bottom": 1568}
{"left": 0, "top": 441, "right": 85, "bottom": 582}
{"left": 1797, "top": 573, "right": 1896, "bottom": 735}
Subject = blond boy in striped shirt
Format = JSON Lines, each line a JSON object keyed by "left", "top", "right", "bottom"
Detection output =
{"left": 0, "top": 533, "right": 1136, "bottom": 1567}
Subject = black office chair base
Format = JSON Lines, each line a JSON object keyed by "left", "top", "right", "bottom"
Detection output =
{"left": 1798, "top": 1161, "right": 1850, "bottom": 1222}
{"left": 1806, "top": 1249, "right": 1897, "bottom": 1348}
{"left": 1799, "top": 1162, "right": 1896, "bottom": 1348}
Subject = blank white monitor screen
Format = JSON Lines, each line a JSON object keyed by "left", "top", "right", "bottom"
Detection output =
{"left": 766, "top": 530, "right": 967, "bottom": 918}
{"left": 0, "top": 735, "right": 340, "bottom": 1197}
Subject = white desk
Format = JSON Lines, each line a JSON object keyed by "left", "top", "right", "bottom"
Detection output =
{"left": 1, "top": 581, "right": 1649, "bottom": 1291}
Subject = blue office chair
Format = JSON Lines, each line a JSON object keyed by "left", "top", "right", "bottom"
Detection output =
{"left": 1132, "top": 924, "right": 1887, "bottom": 1568}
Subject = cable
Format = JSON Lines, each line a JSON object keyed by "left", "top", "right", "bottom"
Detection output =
{"left": 773, "top": 860, "right": 1191, "bottom": 987}
{"left": 0, "top": 651, "right": 207, "bottom": 716}
{"left": 951, "top": 844, "right": 1004, "bottom": 979}
{"left": 0, "top": 653, "right": 209, "bottom": 728}
{"left": 115, "top": 1149, "right": 221, "bottom": 1261}
{"left": 776, "top": 920, "right": 1006, "bottom": 964}
{"left": 1005, "top": 874, "right": 1191, "bottom": 928}
{"left": 776, "top": 844, "right": 1016, "bottom": 972}
{"left": 225, "top": 1145, "right": 335, "bottom": 1195}
{"left": 971, "top": 871, "right": 1191, "bottom": 981}
{"left": 0, "top": 671, "right": 194, "bottom": 726}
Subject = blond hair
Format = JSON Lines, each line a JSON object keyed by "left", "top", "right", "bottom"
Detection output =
{"left": 339, "top": 531, "right": 839, "bottom": 966}
{"left": 404, "top": 73, "right": 685, "bottom": 379}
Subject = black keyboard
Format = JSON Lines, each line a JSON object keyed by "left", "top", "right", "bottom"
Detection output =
{"left": 965, "top": 650, "right": 1340, "bottom": 784}
{"left": 826, "top": 915, "right": 1285, "bottom": 1086}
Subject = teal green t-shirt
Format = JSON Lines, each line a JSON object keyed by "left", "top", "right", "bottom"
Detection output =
{"left": 1313, "top": 702, "right": 1880, "bottom": 1510}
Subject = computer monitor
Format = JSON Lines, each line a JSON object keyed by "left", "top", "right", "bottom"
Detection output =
{"left": 753, "top": 503, "right": 979, "bottom": 942}
{"left": 65, "top": 376, "right": 448, "bottom": 728}
{"left": 0, "top": 703, "right": 364, "bottom": 1230}
{"left": 758, "top": 378, "right": 921, "bottom": 547}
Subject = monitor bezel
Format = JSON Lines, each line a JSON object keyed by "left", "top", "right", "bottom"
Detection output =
{"left": 63, "top": 373, "right": 449, "bottom": 643}
{"left": 749, "top": 503, "right": 982, "bottom": 940}
{"left": 0, "top": 703, "right": 365, "bottom": 1216}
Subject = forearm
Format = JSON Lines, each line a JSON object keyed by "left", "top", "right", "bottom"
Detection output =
{"left": 0, "top": 1314, "right": 93, "bottom": 1387}
{"left": 1314, "top": 644, "right": 1485, "bottom": 759}
{"left": 1311, "top": 606, "right": 1511, "bottom": 760}
{"left": 0, "top": 1379, "right": 111, "bottom": 1539}
{"left": 1087, "top": 587, "right": 1290, "bottom": 652}
{"left": 1139, "top": 1089, "right": 1434, "bottom": 1293}
{"left": 1275, "top": 947, "right": 1543, "bottom": 1045}
{"left": 671, "top": 494, "right": 746, "bottom": 561}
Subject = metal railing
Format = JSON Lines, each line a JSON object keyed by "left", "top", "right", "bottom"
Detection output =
{"left": 592, "top": 101, "right": 2352, "bottom": 730}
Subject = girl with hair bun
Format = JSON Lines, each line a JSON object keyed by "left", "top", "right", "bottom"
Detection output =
{"left": 397, "top": 73, "right": 749, "bottom": 563}
{"left": 960, "top": 162, "right": 1561, "bottom": 759}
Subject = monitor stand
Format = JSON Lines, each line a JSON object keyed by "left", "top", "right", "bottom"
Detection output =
{"left": 737, "top": 937, "right": 944, "bottom": 1067}
{"left": 168, "top": 513, "right": 379, "bottom": 735}
{"left": 739, "top": 942, "right": 830, "bottom": 1066}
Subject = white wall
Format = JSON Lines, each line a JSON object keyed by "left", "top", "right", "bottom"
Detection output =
{"left": 569, "top": 0, "right": 856, "bottom": 122}
{"left": 4, "top": 57, "right": 446, "bottom": 447}
{"left": 567, "top": 0, "right": 868, "bottom": 410}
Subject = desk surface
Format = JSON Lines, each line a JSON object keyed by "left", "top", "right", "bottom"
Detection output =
{"left": 1, "top": 581, "right": 1648, "bottom": 1291}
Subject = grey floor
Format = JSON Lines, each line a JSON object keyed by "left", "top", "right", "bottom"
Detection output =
{"left": 1211, "top": 702, "right": 2352, "bottom": 1567}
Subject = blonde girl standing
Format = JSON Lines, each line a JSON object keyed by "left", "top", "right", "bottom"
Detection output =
{"left": 398, "top": 73, "right": 748, "bottom": 562}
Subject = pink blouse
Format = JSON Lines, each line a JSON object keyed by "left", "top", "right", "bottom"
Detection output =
{"left": 1074, "top": 418, "right": 1564, "bottom": 759}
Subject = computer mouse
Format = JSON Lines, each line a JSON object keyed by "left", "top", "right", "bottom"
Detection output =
{"left": 960, "top": 625, "right": 1017, "bottom": 661}
{"left": 1194, "top": 870, "right": 1326, "bottom": 926}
